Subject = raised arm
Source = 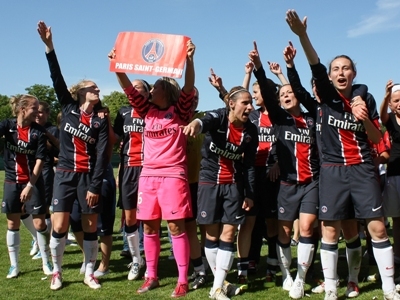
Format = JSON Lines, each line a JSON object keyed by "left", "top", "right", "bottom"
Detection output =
{"left": 268, "top": 61, "right": 289, "bottom": 85}
{"left": 209, "top": 68, "right": 228, "bottom": 102}
{"left": 286, "top": 10, "right": 318, "bottom": 66}
{"left": 37, "top": 21, "right": 74, "bottom": 106}
{"left": 380, "top": 80, "right": 395, "bottom": 125}
{"left": 182, "top": 40, "right": 195, "bottom": 94}
{"left": 242, "top": 62, "right": 254, "bottom": 90}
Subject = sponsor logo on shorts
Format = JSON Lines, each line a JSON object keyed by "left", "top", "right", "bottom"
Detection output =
{"left": 200, "top": 211, "right": 207, "bottom": 218}
{"left": 53, "top": 199, "right": 59, "bottom": 206}
{"left": 321, "top": 206, "right": 328, "bottom": 213}
{"left": 371, "top": 205, "right": 382, "bottom": 212}
{"left": 271, "top": 209, "right": 277, "bottom": 213}
{"left": 279, "top": 207, "right": 285, "bottom": 214}
{"left": 332, "top": 99, "right": 342, "bottom": 104}
{"left": 142, "top": 39, "right": 164, "bottom": 63}
{"left": 217, "top": 129, "right": 225, "bottom": 134}
{"left": 2, "top": 201, "right": 5, "bottom": 207}
{"left": 235, "top": 215, "right": 244, "bottom": 219}
{"left": 171, "top": 211, "right": 178, "bottom": 214}
{"left": 33, "top": 205, "right": 42, "bottom": 210}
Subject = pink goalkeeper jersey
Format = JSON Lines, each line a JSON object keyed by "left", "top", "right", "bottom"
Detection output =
{"left": 123, "top": 85, "right": 194, "bottom": 178}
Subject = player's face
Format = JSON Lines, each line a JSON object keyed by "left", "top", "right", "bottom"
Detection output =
{"left": 230, "top": 92, "right": 254, "bottom": 123}
{"left": 252, "top": 84, "right": 264, "bottom": 107}
{"left": 390, "top": 91, "right": 400, "bottom": 116}
{"left": 132, "top": 80, "right": 149, "bottom": 98}
{"left": 328, "top": 58, "right": 356, "bottom": 95}
{"left": 36, "top": 105, "right": 49, "bottom": 126}
{"left": 279, "top": 85, "right": 298, "bottom": 111}
{"left": 22, "top": 98, "right": 39, "bottom": 122}
{"left": 80, "top": 81, "right": 100, "bottom": 105}
{"left": 149, "top": 80, "right": 167, "bottom": 107}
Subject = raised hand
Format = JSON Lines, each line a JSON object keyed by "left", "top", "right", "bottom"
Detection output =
{"left": 268, "top": 61, "right": 283, "bottom": 75}
{"left": 108, "top": 48, "right": 116, "bottom": 61}
{"left": 248, "top": 41, "right": 262, "bottom": 69}
{"left": 384, "top": 80, "right": 395, "bottom": 101}
{"left": 187, "top": 40, "right": 196, "bottom": 59}
{"left": 208, "top": 68, "right": 223, "bottom": 89}
{"left": 286, "top": 9, "right": 307, "bottom": 36}
{"left": 37, "top": 21, "right": 53, "bottom": 51}
{"left": 283, "top": 41, "right": 297, "bottom": 67}
{"left": 244, "top": 61, "right": 254, "bottom": 74}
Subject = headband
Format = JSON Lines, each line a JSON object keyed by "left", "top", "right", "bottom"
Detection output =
{"left": 229, "top": 88, "right": 248, "bottom": 98}
{"left": 392, "top": 84, "right": 400, "bottom": 94}
{"left": 139, "top": 80, "right": 150, "bottom": 93}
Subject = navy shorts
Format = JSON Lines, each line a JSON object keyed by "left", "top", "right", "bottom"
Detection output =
{"left": 119, "top": 166, "right": 141, "bottom": 210}
{"left": 52, "top": 169, "right": 102, "bottom": 214}
{"left": 319, "top": 163, "right": 382, "bottom": 220}
{"left": 277, "top": 180, "right": 319, "bottom": 221}
{"left": 197, "top": 182, "right": 245, "bottom": 225}
{"left": 2, "top": 177, "right": 46, "bottom": 215}
{"left": 254, "top": 166, "right": 280, "bottom": 219}
{"left": 42, "top": 165, "right": 54, "bottom": 207}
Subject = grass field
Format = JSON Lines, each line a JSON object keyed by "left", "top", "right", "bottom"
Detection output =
{"left": 0, "top": 169, "right": 394, "bottom": 299}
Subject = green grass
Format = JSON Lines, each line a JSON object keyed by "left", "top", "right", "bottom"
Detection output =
{"left": 0, "top": 169, "right": 393, "bottom": 299}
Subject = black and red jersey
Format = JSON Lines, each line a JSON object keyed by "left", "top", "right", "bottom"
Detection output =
{"left": 113, "top": 106, "right": 144, "bottom": 167}
{"left": 254, "top": 65, "right": 319, "bottom": 184}
{"left": 198, "top": 107, "right": 258, "bottom": 199}
{"left": 0, "top": 119, "right": 47, "bottom": 183}
{"left": 249, "top": 109, "right": 276, "bottom": 167}
{"left": 311, "top": 62, "right": 379, "bottom": 165}
{"left": 46, "top": 50, "right": 109, "bottom": 194}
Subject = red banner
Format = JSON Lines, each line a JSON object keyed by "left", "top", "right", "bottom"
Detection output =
{"left": 109, "top": 32, "right": 190, "bottom": 78}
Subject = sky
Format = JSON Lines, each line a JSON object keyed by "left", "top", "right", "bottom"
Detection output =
{"left": 1, "top": 0, "right": 400, "bottom": 113}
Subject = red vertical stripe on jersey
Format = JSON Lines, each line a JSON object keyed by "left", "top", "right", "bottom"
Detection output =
{"left": 74, "top": 112, "right": 91, "bottom": 172}
{"left": 338, "top": 95, "right": 363, "bottom": 165}
{"left": 217, "top": 123, "right": 244, "bottom": 184}
{"left": 16, "top": 126, "right": 30, "bottom": 183}
{"left": 293, "top": 116, "right": 312, "bottom": 183}
{"left": 127, "top": 109, "right": 144, "bottom": 166}
{"left": 255, "top": 113, "right": 273, "bottom": 166}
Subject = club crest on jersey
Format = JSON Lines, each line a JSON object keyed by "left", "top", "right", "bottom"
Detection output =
{"left": 31, "top": 133, "right": 38, "bottom": 140}
{"left": 321, "top": 206, "right": 328, "bottom": 213}
{"left": 93, "top": 121, "right": 100, "bottom": 128}
{"left": 142, "top": 39, "right": 164, "bottom": 63}
{"left": 306, "top": 118, "right": 314, "bottom": 127}
{"left": 201, "top": 211, "right": 207, "bottom": 218}
{"left": 279, "top": 207, "right": 285, "bottom": 214}
{"left": 164, "top": 112, "right": 173, "bottom": 119}
{"left": 245, "top": 135, "right": 252, "bottom": 143}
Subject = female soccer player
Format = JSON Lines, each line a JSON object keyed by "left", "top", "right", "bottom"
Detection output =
{"left": 182, "top": 85, "right": 258, "bottom": 300}
{"left": 110, "top": 40, "right": 195, "bottom": 298}
{"left": 1, "top": 94, "right": 51, "bottom": 278}
{"left": 249, "top": 41, "right": 319, "bottom": 299}
{"left": 286, "top": 9, "right": 399, "bottom": 300}
{"left": 113, "top": 79, "right": 150, "bottom": 280}
{"left": 38, "top": 21, "right": 109, "bottom": 291}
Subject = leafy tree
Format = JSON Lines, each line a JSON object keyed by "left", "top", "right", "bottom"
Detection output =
{"left": 0, "top": 94, "right": 12, "bottom": 121}
{"left": 25, "top": 84, "right": 60, "bottom": 125}
{"left": 102, "top": 91, "right": 129, "bottom": 122}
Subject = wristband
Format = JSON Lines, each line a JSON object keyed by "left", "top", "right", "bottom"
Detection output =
{"left": 27, "top": 182, "right": 34, "bottom": 188}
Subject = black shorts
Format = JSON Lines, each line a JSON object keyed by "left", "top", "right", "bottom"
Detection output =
{"left": 42, "top": 165, "right": 55, "bottom": 207}
{"left": 119, "top": 166, "right": 141, "bottom": 210}
{"left": 254, "top": 166, "right": 280, "bottom": 219}
{"left": 319, "top": 163, "right": 382, "bottom": 220}
{"left": 52, "top": 169, "right": 102, "bottom": 214}
{"left": 197, "top": 182, "right": 245, "bottom": 225}
{"left": 70, "top": 168, "right": 116, "bottom": 236}
{"left": 2, "top": 177, "right": 46, "bottom": 215}
{"left": 277, "top": 180, "right": 319, "bottom": 221}
{"left": 186, "top": 182, "right": 198, "bottom": 222}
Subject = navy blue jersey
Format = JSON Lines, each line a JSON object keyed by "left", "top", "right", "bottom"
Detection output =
{"left": 199, "top": 107, "right": 258, "bottom": 200}
{"left": 311, "top": 62, "right": 379, "bottom": 165}
{"left": 46, "top": 50, "right": 109, "bottom": 194}
{"left": 0, "top": 119, "right": 47, "bottom": 183}
{"left": 254, "top": 65, "right": 319, "bottom": 184}
{"left": 113, "top": 106, "right": 144, "bottom": 167}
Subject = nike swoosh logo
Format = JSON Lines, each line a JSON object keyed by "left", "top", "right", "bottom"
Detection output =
{"left": 235, "top": 215, "right": 244, "bottom": 219}
{"left": 101, "top": 229, "right": 107, "bottom": 232}
{"left": 271, "top": 210, "right": 277, "bottom": 213}
{"left": 332, "top": 99, "right": 342, "bottom": 104}
{"left": 33, "top": 205, "right": 42, "bottom": 210}
{"left": 122, "top": 111, "right": 130, "bottom": 116}
{"left": 287, "top": 116, "right": 292, "bottom": 119}
{"left": 217, "top": 129, "right": 225, "bottom": 134}
{"left": 171, "top": 211, "right": 178, "bottom": 214}
{"left": 91, "top": 205, "right": 99, "bottom": 209}
{"left": 71, "top": 110, "right": 80, "bottom": 115}
{"left": 9, "top": 129, "right": 17, "bottom": 132}
{"left": 371, "top": 205, "right": 382, "bottom": 212}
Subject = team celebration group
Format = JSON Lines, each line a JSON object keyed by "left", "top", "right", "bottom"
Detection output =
{"left": 3, "top": 9, "right": 400, "bottom": 300}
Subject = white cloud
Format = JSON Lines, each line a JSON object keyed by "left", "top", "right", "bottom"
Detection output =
{"left": 347, "top": 0, "right": 400, "bottom": 37}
